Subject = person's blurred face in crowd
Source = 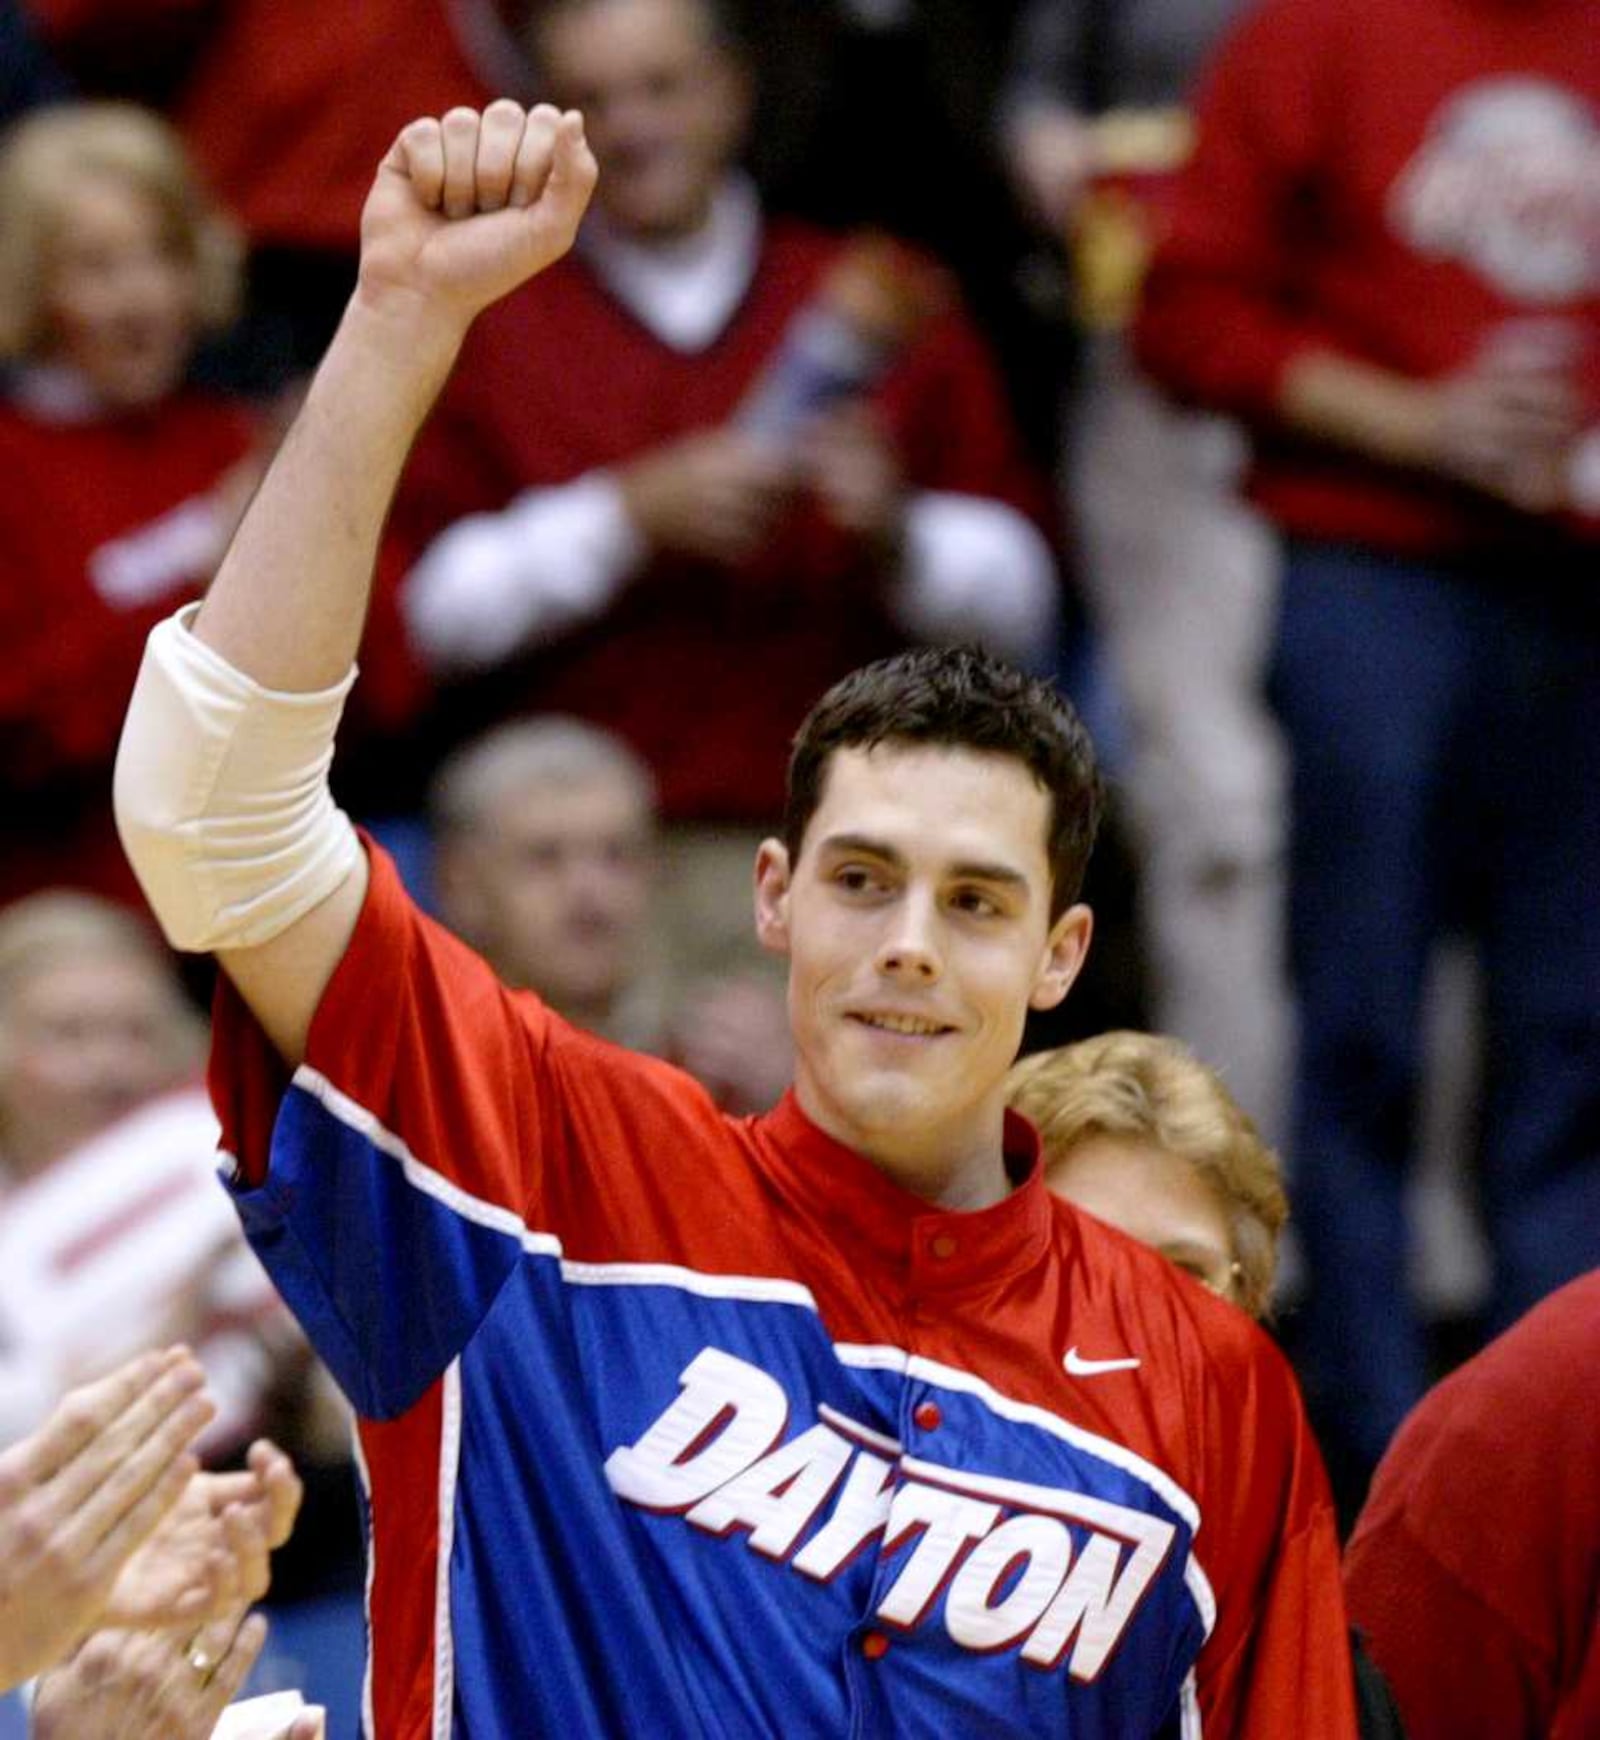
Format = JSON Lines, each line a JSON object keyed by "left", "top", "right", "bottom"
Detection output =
{"left": 0, "top": 945, "right": 196, "bottom": 1180}
{"left": 41, "top": 172, "right": 199, "bottom": 409}
{"left": 756, "top": 745, "right": 1090, "bottom": 1200}
{"left": 436, "top": 769, "right": 656, "bottom": 1026}
{"left": 536, "top": 0, "right": 752, "bottom": 241}
{"left": 1044, "top": 1133, "right": 1241, "bottom": 1301}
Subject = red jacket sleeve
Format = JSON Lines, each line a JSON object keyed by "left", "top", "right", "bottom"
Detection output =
{"left": 1131, "top": 0, "right": 1349, "bottom": 422}
{"left": 1196, "top": 1329, "right": 1360, "bottom": 1737}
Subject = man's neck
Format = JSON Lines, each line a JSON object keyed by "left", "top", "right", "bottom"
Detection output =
{"left": 794, "top": 1078, "right": 1014, "bottom": 1212}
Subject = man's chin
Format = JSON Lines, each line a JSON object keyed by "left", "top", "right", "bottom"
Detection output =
{"left": 832, "top": 1072, "right": 951, "bottom": 1147}
{"left": 603, "top": 185, "right": 711, "bottom": 243}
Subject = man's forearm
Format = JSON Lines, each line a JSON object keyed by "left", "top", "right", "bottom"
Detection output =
{"left": 193, "top": 296, "right": 467, "bottom": 692}
{"left": 1278, "top": 348, "right": 1435, "bottom": 471}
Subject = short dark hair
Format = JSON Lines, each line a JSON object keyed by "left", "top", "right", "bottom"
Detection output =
{"left": 783, "top": 646, "right": 1103, "bottom": 919}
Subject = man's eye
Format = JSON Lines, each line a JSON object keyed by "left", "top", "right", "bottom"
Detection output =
{"left": 835, "top": 866, "right": 878, "bottom": 893}
{"left": 952, "top": 889, "right": 1000, "bottom": 918}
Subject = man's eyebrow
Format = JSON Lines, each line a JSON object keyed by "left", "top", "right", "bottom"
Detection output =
{"left": 818, "top": 834, "right": 1030, "bottom": 889}
{"left": 948, "top": 859, "right": 1030, "bottom": 890}
{"left": 817, "top": 833, "right": 905, "bottom": 866}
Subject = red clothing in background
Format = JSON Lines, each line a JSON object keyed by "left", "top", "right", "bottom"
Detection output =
{"left": 390, "top": 221, "right": 1051, "bottom": 823}
{"left": 0, "top": 383, "right": 424, "bottom": 903}
{"left": 1134, "top": 0, "right": 1599, "bottom": 556}
{"left": 27, "top": 0, "right": 511, "bottom": 251}
{"left": 1344, "top": 1272, "right": 1600, "bottom": 1740}
{"left": 0, "top": 387, "right": 255, "bottom": 903}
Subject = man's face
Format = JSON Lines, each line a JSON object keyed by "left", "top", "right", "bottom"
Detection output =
{"left": 43, "top": 174, "right": 198, "bottom": 409}
{"left": 438, "top": 775, "right": 654, "bottom": 1020}
{"left": 756, "top": 746, "right": 1091, "bottom": 1184}
{"left": 1045, "top": 1135, "right": 1241, "bottom": 1304}
{"left": 537, "top": 0, "right": 750, "bottom": 241}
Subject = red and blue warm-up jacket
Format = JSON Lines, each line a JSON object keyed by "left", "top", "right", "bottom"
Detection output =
{"left": 211, "top": 846, "right": 1357, "bottom": 1739}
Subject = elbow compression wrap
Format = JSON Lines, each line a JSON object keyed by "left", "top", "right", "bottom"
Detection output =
{"left": 113, "top": 604, "right": 363, "bottom": 952}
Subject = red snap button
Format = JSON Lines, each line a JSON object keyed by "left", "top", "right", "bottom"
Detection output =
{"left": 929, "top": 1233, "right": 957, "bottom": 1260}
{"left": 913, "top": 1401, "right": 942, "bottom": 1432}
{"left": 861, "top": 1631, "right": 890, "bottom": 1660}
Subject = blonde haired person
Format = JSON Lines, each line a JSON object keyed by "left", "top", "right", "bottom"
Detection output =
{"left": 0, "top": 101, "right": 240, "bottom": 362}
{"left": 0, "top": 102, "right": 264, "bottom": 906}
{"left": 0, "top": 890, "right": 297, "bottom": 1460}
{"left": 1007, "top": 1029, "right": 1288, "bottom": 1318}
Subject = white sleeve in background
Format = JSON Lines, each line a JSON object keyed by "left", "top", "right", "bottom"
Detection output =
{"left": 402, "top": 472, "right": 646, "bottom": 675}
{"left": 892, "top": 492, "right": 1061, "bottom": 670}
{"left": 212, "top": 1693, "right": 326, "bottom": 1739}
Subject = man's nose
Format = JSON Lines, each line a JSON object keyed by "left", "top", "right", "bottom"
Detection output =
{"left": 875, "top": 893, "right": 942, "bottom": 983}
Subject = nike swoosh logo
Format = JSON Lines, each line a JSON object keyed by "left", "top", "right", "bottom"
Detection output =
{"left": 1063, "top": 1347, "right": 1142, "bottom": 1377}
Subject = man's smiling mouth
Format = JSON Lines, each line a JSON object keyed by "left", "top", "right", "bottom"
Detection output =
{"left": 848, "top": 1012, "right": 956, "bottom": 1038}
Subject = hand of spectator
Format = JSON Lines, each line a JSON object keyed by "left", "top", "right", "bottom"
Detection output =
{"left": 1418, "top": 352, "right": 1582, "bottom": 513}
{"left": 357, "top": 102, "right": 598, "bottom": 337}
{"left": 30, "top": 1607, "right": 273, "bottom": 1740}
{"left": 618, "top": 429, "right": 797, "bottom": 565}
{"left": 107, "top": 1440, "right": 304, "bottom": 1630}
{"left": 1004, "top": 106, "right": 1096, "bottom": 233}
{"left": 0, "top": 1348, "right": 215, "bottom": 1692}
{"left": 796, "top": 404, "right": 908, "bottom": 552}
{"left": 669, "top": 975, "right": 794, "bottom": 1115}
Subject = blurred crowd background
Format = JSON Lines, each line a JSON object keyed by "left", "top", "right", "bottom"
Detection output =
{"left": 0, "top": 0, "right": 1594, "bottom": 1728}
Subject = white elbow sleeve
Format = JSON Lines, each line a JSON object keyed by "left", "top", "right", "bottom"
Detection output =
{"left": 114, "top": 605, "right": 363, "bottom": 953}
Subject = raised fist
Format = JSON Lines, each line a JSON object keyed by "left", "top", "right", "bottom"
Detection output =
{"left": 357, "top": 102, "right": 598, "bottom": 332}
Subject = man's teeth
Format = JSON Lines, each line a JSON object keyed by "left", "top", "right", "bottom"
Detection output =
{"left": 860, "top": 1014, "right": 946, "bottom": 1036}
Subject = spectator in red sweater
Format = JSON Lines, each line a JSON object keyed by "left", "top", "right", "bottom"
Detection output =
{"left": 1133, "top": 0, "right": 1600, "bottom": 1484}
{"left": 393, "top": 0, "right": 1063, "bottom": 995}
{"left": 0, "top": 103, "right": 427, "bottom": 906}
{"left": 1344, "top": 1270, "right": 1600, "bottom": 1740}
{"left": 0, "top": 101, "right": 259, "bottom": 906}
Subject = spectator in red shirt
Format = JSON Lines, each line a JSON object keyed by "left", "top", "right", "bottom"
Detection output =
{"left": 1133, "top": 0, "right": 1600, "bottom": 1482}
{"left": 1345, "top": 1270, "right": 1600, "bottom": 1740}
{"left": 0, "top": 102, "right": 258, "bottom": 906}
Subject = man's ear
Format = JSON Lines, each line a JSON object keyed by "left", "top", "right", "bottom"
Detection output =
{"left": 753, "top": 838, "right": 793, "bottom": 957}
{"left": 1030, "top": 903, "right": 1093, "bottom": 1012}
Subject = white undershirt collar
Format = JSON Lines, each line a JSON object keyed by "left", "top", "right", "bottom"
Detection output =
{"left": 7, "top": 362, "right": 108, "bottom": 425}
{"left": 577, "top": 173, "right": 763, "bottom": 354}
